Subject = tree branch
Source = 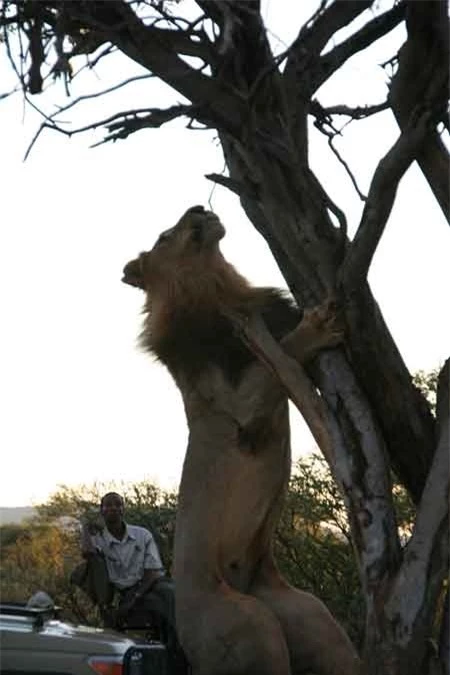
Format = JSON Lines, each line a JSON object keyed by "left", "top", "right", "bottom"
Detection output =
{"left": 384, "top": 359, "right": 449, "bottom": 645}
{"left": 284, "top": 0, "right": 372, "bottom": 86}
{"left": 221, "top": 308, "right": 334, "bottom": 464}
{"left": 311, "top": 99, "right": 390, "bottom": 121}
{"left": 339, "top": 107, "right": 433, "bottom": 291}
{"left": 52, "top": 74, "right": 154, "bottom": 117}
{"left": 205, "top": 173, "right": 252, "bottom": 198}
{"left": 2, "top": 0, "right": 244, "bottom": 133}
{"left": 24, "top": 103, "right": 195, "bottom": 159}
{"left": 389, "top": 0, "right": 450, "bottom": 222}
{"left": 96, "top": 0, "right": 243, "bottom": 132}
{"left": 314, "top": 2, "right": 406, "bottom": 93}
{"left": 224, "top": 307, "right": 401, "bottom": 599}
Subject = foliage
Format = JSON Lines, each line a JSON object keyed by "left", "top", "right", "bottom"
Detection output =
{"left": 413, "top": 368, "right": 439, "bottom": 416}
{"left": 0, "top": 522, "right": 80, "bottom": 615}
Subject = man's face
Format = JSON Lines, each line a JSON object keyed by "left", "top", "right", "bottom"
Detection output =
{"left": 100, "top": 493, "right": 124, "bottom": 526}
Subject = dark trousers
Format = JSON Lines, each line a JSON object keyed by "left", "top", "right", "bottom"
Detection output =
{"left": 71, "top": 555, "right": 189, "bottom": 674}
{"left": 71, "top": 553, "right": 114, "bottom": 609}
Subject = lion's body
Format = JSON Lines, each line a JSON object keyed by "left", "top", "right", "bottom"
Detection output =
{"left": 123, "top": 206, "right": 360, "bottom": 675}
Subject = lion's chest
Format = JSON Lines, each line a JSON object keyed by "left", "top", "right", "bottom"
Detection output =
{"left": 175, "top": 363, "right": 291, "bottom": 588}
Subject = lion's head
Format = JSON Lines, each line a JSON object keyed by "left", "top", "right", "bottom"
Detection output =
{"left": 122, "top": 205, "right": 300, "bottom": 383}
{"left": 122, "top": 205, "right": 225, "bottom": 292}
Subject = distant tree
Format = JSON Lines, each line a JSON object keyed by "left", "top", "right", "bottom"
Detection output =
{"left": 0, "top": 523, "right": 79, "bottom": 613}
{"left": 0, "top": 522, "right": 26, "bottom": 549}
{"left": 1, "top": 3, "right": 448, "bottom": 673}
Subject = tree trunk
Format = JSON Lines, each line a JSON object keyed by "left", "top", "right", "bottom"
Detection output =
{"left": 217, "top": 132, "right": 446, "bottom": 675}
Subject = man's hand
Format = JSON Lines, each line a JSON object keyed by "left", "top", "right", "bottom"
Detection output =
{"left": 80, "top": 522, "right": 99, "bottom": 556}
{"left": 116, "top": 588, "right": 141, "bottom": 622}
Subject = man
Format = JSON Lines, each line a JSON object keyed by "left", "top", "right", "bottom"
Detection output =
{"left": 71, "top": 492, "right": 185, "bottom": 674}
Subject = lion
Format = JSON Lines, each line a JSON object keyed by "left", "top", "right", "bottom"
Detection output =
{"left": 122, "top": 205, "right": 360, "bottom": 675}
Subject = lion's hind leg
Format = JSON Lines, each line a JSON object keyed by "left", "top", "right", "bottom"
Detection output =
{"left": 178, "top": 583, "right": 291, "bottom": 675}
{"left": 251, "top": 580, "right": 361, "bottom": 675}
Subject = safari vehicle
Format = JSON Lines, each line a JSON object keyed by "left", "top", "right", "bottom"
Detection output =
{"left": 0, "top": 602, "right": 169, "bottom": 675}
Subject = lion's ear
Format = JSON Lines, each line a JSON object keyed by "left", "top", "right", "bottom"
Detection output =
{"left": 122, "top": 258, "right": 144, "bottom": 289}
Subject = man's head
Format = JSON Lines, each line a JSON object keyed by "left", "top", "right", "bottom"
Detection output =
{"left": 100, "top": 492, "right": 125, "bottom": 527}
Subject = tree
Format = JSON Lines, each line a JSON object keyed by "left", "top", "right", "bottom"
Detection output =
{"left": 1, "top": 2, "right": 448, "bottom": 673}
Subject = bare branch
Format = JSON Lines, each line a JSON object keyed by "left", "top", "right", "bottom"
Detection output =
{"left": 310, "top": 100, "right": 368, "bottom": 201}
{"left": 52, "top": 74, "right": 154, "bottom": 118}
{"left": 24, "top": 103, "right": 195, "bottom": 159}
{"left": 389, "top": 0, "right": 450, "bottom": 222}
{"left": 339, "top": 107, "right": 434, "bottom": 291}
{"left": 315, "top": 2, "right": 406, "bottom": 92}
{"left": 0, "top": 86, "right": 20, "bottom": 101}
{"left": 205, "top": 173, "right": 247, "bottom": 197}
{"left": 94, "top": 103, "right": 198, "bottom": 145}
{"left": 224, "top": 306, "right": 401, "bottom": 597}
{"left": 282, "top": 0, "right": 372, "bottom": 154}
{"left": 311, "top": 99, "right": 390, "bottom": 121}
{"left": 329, "top": 136, "right": 367, "bottom": 202}
{"left": 284, "top": 0, "right": 372, "bottom": 85}
{"left": 222, "top": 308, "right": 334, "bottom": 464}
{"left": 1, "top": 0, "right": 243, "bottom": 133}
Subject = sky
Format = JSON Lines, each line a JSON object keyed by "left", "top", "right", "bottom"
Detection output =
{"left": 0, "top": 1, "right": 449, "bottom": 507}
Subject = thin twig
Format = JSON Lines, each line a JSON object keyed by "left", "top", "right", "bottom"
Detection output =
{"left": 327, "top": 135, "right": 367, "bottom": 202}
{"left": 52, "top": 74, "right": 154, "bottom": 117}
{"left": 314, "top": 100, "right": 390, "bottom": 120}
{"left": 339, "top": 107, "right": 433, "bottom": 290}
{"left": 24, "top": 103, "right": 195, "bottom": 159}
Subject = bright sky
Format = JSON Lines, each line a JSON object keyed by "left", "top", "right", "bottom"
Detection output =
{"left": 1, "top": 2, "right": 449, "bottom": 507}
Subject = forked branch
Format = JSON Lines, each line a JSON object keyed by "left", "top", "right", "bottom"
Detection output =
{"left": 24, "top": 103, "right": 196, "bottom": 159}
{"left": 339, "top": 107, "right": 434, "bottom": 291}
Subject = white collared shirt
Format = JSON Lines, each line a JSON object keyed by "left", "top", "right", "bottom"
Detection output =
{"left": 91, "top": 523, "right": 164, "bottom": 589}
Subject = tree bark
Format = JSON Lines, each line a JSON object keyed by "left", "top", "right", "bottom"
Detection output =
{"left": 389, "top": 0, "right": 449, "bottom": 223}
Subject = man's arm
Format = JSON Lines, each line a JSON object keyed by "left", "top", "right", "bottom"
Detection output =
{"left": 128, "top": 530, "right": 166, "bottom": 605}
{"left": 80, "top": 521, "right": 102, "bottom": 558}
{"left": 133, "top": 568, "right": 165, "bottom": 600}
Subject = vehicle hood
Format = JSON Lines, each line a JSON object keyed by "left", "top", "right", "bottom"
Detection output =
{"left": 1, "top": 616, "right": 136, "bottom": 654}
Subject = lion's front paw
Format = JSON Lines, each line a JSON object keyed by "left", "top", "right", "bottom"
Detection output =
{"left": 301, "top": 297, "right": 344, "bottom": 353}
